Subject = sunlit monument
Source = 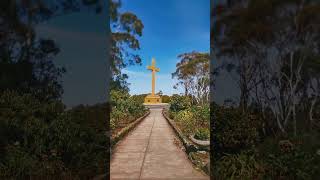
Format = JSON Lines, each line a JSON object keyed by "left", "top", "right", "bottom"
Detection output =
{"left": 144, "top": 58, "right": 162, "bottom": 104}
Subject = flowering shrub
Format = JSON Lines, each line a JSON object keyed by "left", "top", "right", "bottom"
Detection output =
{"left": 110, "top": 90, "right": 147, "bottom": 131}
{"left": 191, "top": 105, "right": 210, "bottom": 127}
{"left": 174, "top": 109, "right": 196, "bottom": 135}
{"left": 194, "top": 128, "right": 210, "bottom": 140}
{"left": 169, "top": 95, "right": 209, "bottom": 137}
{"left": 169, "top": 94, "right": 192, "bottom": 112}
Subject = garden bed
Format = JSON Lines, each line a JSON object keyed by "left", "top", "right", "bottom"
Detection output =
{"left": 111, "top": 111, "right": 150, "bottom": 148}
{"left": 162, "top": 109, "right": 210, "bottom": 175}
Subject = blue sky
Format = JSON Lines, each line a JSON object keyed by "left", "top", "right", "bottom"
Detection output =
{"left": 36, "top": 10, "right": 107, "bottom": 107}
{"left": 119, "top": 0, "right": 210, "bottom": 95}
{"left": 34, "top": 0, "right": 209, "bottom": 107}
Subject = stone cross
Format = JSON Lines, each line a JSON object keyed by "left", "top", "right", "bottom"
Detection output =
{"left": 147, "top": 58, "right": 160, "bottom": 96}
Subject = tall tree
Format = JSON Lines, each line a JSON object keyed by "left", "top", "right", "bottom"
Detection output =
{"left": 110, "top": 0, "right": 144, "bottom": 91}
{"left": 0, "top": 0, "right": 104, "bottom": 101}
{"left": 214, "top": 0, "right": 320, "bottom": 135}
{"left": 172, "top": 51, "right": 210, "bottom": 105}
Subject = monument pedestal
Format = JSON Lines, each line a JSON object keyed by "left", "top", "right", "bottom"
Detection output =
{"left": 144, "top": 58, "right": 161, "bottom": 104}
{"left": 144, "top": 94, "right": 162, "bottom": 103}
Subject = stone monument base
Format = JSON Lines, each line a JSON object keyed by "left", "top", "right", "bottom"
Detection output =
{"left": 144, "top": 94, "right": 162, "bottom": 104}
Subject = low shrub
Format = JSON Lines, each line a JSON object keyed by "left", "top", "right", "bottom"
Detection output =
{"left": 194, "top": 128, "right": 210, "bottom": 140}
{"left": 191, "top": 105, "right": 210, "bottom": 127}
{"left": 214, "top": 139, "right": 320, "bottom": 180}
{"left": 174, "top": 109, "right": 196, "bottom": 135}
{"left": 261, "top": 137, "right": 320, "bottom": 179}
{"left": 110, "top": 90, "right": 147, "bottom": 131}
{"left": 214, "top": 150, "right": 265, "bottom": 179}
{"left": 211, "top": 103, "right": 320, "bottom": 179}
{"left": 212, "top": 106, "right": 260, "bottom": 156}
{"left": 130, "top": 94, "right": 147, "bottom": 104}
{"left": 162, "top": 95, "right": 171, "bottom": 103}
{"left": 169, "top": 94, "right": 191, "bottom": 112}
{"left": 0, "top": 91, "right": 107, "bottom": 178}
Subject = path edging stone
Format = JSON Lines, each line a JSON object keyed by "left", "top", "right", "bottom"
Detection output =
{"left": 111, "top": 111, "right": 150, "bottom": 148}
{"left": 162, "top": 109, "right": 195, "bottom": 153}
{"left": 162, "top": 109, "right": 210, "bottom": 175}
{"left": 190, "top": 135, "right": 210, "bottom": 147}
{"left": 94, "top": 111, "right": 150, "bottom": 180}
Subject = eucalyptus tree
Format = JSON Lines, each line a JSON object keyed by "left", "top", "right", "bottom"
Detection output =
{"left": 110, "top": 0, "right": 144, "bottom": 91}
{"left": 172, "top": 51, "right": 210, "bottom": 105}
{"left": 0, "top": 0, "right": 104, "bottom": 101}
{"left": 214, "top": 0, "right": 320, "bottom": 135}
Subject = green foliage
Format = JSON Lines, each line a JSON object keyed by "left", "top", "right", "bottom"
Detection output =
{"left": 258, "top": 135, "right": 320, "bottom": 179}
{"left": 265, "top": 147, "right": 319, "bottom": 179}
{"left": 174, "top": 109, "right": 196, "bottom": 135}
{"left": 110, "top": 0, "right": 144, "bottom": 77}
{"left": 0, "top": 0, "right": 104, "bottom": 102}
{"left": 194, "top": 128, "right": 210, "bottom": 140}
{"left": 212, "top": 105, "right": 260, "bottom": 156}
{"left": 169, "top": 94, "right": 191, "bottom": 112}
{"left": 162, "top": 95, "right": 171, "bottom": 103}
{"left": 214, "top": 150, "right": 265, "bottom": 179}
{"left": 168, "top": 110, "right": 176, "bottom": 119}
{"left": 0, "top": 91, "right": 107, "bottom": 178}
{"left": 110, "top": 90, "right": 147, "bottom": 131}
{"left": 130, "top": 94, "right": 148, "bottom": 104}
{"left": 214, "top": 143, "right": 320, "bottom": 180}
{"left": 169, "top": 97, "right": 209, "bottom": 138}
{"left": 212, "top": 104, "right": 320, "bottom": 179}
{"left": 68, "top": 103, "right": 108, "bottom": 133}
{"left": 191, "top": 105, "right": 210, "bottom": 127}
{"left": 172, "top": 51, "right": 210, "bottom": 105}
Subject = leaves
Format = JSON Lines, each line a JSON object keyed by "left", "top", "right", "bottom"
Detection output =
{"left": 110, "top": 90, "right": 147, "bottom": 130}
{"left": 172, "top": 51, "right": 210, "bottom": 104}
{"left": 110, "top": 0, "right": 144, "bottom": 77}
{"left": 0, "top": 91, "right": 107, "bottom": 178}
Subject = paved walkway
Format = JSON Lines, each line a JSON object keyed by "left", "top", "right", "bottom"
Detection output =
{"left": 110, "top": 108, "right": 209, "bottom": 180}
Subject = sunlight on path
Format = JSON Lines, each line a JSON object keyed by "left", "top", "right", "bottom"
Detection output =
{"left": 110, "top": 108, "right": 209, "bottom": 180}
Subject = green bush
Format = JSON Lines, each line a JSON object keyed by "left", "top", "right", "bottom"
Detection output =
{"left": 265, "top": 149, "right": 319, "bottom": 179}
{"left": 128, "top": 97, "right": 146, "bottom": 118}
{"left": 130, "top": 94, "right": 147, "bottom": 104}
{"left": 174, "top": 109, "right": 196, "bottom": 135}
{"left": 214, "top": 150, "right": 265, "bottom": 179}
{"left": 0, "top": 91, "right": 107, "bottom": 179}
{"left": 168, "top": 111, "right": 176, "bottom": 119}
{"left": 110, "top": 90, "right": 147, "bottom": 130}
{"left": 212, "top": 106, "right": 260, "bottom": 156}
{"left": 169, "top": 94, "right": 191, "bottom": 112}
{"left": 211, "top": 105, "right": 320, "bottom": 179}
{"left": 168, "top": 101, "right": 209, "bottom": 138}
{"left": 162, "top": 95, "right": 171, "bottom": 103}
{"left": 191, "top": 105, "right": 210, "bottom": 127}
{"left": 261, "top": 138, "right": 320, "bottom": 179}
{"left": 194, "top": 128, "right": 210, "bottom": 140}
{"left": 214, "top": 129, "right": 320, "bottom": 179}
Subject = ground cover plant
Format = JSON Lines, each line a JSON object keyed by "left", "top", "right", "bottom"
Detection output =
{"left": 110, "top": 90, "right": 147, "bottom": 136}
